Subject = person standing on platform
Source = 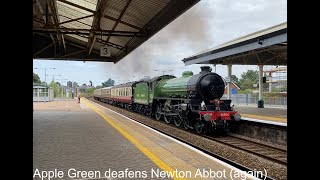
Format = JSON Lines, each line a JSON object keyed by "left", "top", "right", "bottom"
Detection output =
{"left": 78, "top": 92, "right": 81, "bottom": 103}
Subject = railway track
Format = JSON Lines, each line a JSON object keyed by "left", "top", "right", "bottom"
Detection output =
{"left": 205, "top": 135, "right": 287, "bottom": 165}
{"left": 88, "top": 98, "right": 286, "bottom": 179}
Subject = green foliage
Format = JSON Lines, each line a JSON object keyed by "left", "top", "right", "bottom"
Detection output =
{"left": 82, "top": 87, "right": 95, "bottom": 98}
{"left": 96, "top": 85, "right": 103, "bottom": 89}
{"left": 238, "top": 89, "right": 253, "bottom": 94}
{"left": 264, "top": 92, "right": 280, "bottom": 98}
{"left": 49, "top": 80, "right": 59, "bottom": 97}
{"left": 231, "top": 75, "right": 240, "bottom": 87}
{"left": 33, "top": 73, "right": 41, "bottom": 84}
{"left": 102, "top": 78, "right": 115, "bottom": 87}
{"left": 274, "top": 86, "right": 287, "bottom": 93}
{"left": 239, "top": 70, "right": 259, "bottom": 90}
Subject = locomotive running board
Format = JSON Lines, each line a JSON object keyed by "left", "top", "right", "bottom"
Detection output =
{"left": 158, "top": 112, "right": 179, "bottom": 116}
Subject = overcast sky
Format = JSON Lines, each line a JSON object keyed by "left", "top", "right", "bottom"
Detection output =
{"left": 33, "top": 0, "right": 287, "bottom": 86}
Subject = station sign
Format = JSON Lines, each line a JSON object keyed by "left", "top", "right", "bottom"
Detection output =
{"left": 100, "top": 45, "right": 111, "bottom": 57}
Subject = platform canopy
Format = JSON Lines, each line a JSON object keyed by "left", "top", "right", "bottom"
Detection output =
{"left": 33, "top": 0, "right": 200, "bottom": 63}
{"left": 182, "top": 22, "right": 287, "bottom": 66}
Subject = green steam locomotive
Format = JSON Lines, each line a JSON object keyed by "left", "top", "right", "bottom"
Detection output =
{"left": 93, "top": 66, "right": 241, "bottom": 134}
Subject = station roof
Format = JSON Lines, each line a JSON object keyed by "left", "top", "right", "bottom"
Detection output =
{"left": 33, "top": 84, "right": 49, "bottom": 88}
{"left": 33, "top": 0, "right": 200, "bottom": 63}
{"left": 182, "top": 22, "right": 287, "bottom": 66}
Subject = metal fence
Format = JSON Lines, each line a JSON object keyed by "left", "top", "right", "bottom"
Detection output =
{"left": 33, "top": 88, "right": 54, "bottom": 102}
{"left": 222, "top": 94, "right": 287, "bottom": 108}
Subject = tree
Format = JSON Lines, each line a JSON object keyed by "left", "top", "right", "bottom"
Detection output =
{"left": 49, "top": 80, "right": 59, "bottom": 97}
{"left": 33, "top": 73, "right": 41, "bottom": 84}
{"left": 102, "top": 78, "right": 115, "bottom": 87}
{"left": 231, "top": 75, "right": 240, "bottom": 87}
{"left": 239, "top": 70, "right": 259, "bottom": 90}
{"left": 83, "top": 87, "right": 95, "bottom": 98}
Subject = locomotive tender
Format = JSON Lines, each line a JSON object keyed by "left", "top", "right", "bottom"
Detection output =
{"left": 93, "top": 66, "right": 241, "bottom": 134}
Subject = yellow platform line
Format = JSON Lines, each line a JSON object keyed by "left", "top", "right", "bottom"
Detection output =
{"left": 82, "top": 99, "right": 185, "bottom": 180}
{"left": 241, "top": 113, "right": 287, "bottom": 122}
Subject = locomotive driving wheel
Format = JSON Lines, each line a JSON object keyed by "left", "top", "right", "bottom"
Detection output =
{"left": 155, "top": 105, "right": 162, "bottom": 120}
{"left": 174, "top": 114, "right": 183, "bottom": 127}
{"left": 164, "top": 114, "right": 172, "bottom": 124}
{"left": 194, "top": 120, "right": 204, "bottom": 134}
{"left": 183, "top": 119, "right": 189, "bottom": 130}
{"left": 146, "top": 107, "right": 152, "bottom": 117}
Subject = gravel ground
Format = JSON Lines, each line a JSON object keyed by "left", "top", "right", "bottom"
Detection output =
{"left": 88, "top": 98, "right": 287, "bottom": 180}
{"left": 228, "top": 133, "right": 287, "bottom": 151}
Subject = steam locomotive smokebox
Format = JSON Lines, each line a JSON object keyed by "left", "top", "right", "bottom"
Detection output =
{"left": 258, "top": 100, "right": 264, "bottom": 108}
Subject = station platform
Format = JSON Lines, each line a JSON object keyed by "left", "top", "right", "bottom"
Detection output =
{"left": 33, "top": 99, "right": 256, "bottom": 180}
{"left": 234, "top": 105, "right": 287, "bottom": 125}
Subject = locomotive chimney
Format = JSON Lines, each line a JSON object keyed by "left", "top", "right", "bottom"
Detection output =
{"left": 200, "top": 66, "right": 212, "bottom": 73}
